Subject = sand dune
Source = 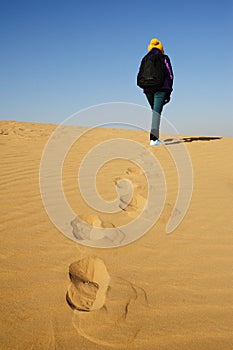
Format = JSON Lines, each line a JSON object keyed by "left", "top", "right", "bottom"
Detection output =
{"left": 0, "top": 120, "right": 233, "bottom": 349}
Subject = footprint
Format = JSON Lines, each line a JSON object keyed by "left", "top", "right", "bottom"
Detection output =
{"left": 114, "top": 179, "right": 147, "bottom": 219}
{"left": 66, "top": 256, "right": 110, "bottom": 312}
{"left": 125, "top": 166, "right": 143, "bottom": 175}
{"left": 120, "top": 193, "right": 147, "bottom": 218}
{"left": 67, "top": 256, "right": 148, "bottom": 348}
{"left": 71, "top": 215, "right": 125, "bottom": 246}
{"left": 114, "top": 178, "right": 134, "bottom": 209}
{"left": 71, "top": 215, "right": 93, "bottom": 241}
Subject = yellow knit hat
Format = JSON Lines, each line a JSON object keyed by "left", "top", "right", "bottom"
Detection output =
{"left": 148, "top": 38, "right": 164, "bottom": 54}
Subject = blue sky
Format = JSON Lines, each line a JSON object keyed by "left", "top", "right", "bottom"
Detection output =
{"left": 0, "top": 0, "right": 232, "bottom": 136}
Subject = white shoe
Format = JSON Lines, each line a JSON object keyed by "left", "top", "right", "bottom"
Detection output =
{"left": 150, "top": 139, "right": 164, "bottom": 146}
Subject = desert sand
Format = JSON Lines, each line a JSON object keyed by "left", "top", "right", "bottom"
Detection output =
{"left": 0, "top": 120, "right": 233, "bottom": 350}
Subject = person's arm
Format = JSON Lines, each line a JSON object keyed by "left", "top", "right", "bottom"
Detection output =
{"left": 164, "top": 56, "right": 173, "bottom": 85}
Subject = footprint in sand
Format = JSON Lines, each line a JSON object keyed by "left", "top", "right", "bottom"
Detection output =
{"left": 114, "top": 178, "right": 134, "bottom": 210}
{"left": 114, "top": 174, "right": 148, "bottom": 219}
{"left": 66, "top": 256, "right": 148, "bottom": 348}
{"left": 71, "top": 164, "right": 158, "bottom": 248}
{"left": 119, "top": 191, "right": 147, "bottom": 218}
{"left": 125, "top": 166, "right": 143, "bottom": 176}
{"left": 71, "top": 214, "right": 125, "bottom": 246}
{"left": 66, "top": 256, "right": 110, "bottom": 312}
{"left": 116, "top": 162, "right": 165, "bottom": 224}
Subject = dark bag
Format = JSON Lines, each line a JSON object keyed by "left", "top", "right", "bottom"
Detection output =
{"left": 137, "top": 51, "right": 165, "bottom": 90}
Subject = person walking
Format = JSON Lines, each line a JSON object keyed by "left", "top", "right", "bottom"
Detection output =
{"left": 137, "top": 38, "right": 174, "bottom": 146}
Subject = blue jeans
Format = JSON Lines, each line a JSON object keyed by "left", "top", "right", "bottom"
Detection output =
{"left": 145, "top": 91, "right": 168, "bottom": 140}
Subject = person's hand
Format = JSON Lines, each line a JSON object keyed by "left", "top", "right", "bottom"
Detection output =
{"left": 164, "top": 95, "right": 170, "bottom": 104}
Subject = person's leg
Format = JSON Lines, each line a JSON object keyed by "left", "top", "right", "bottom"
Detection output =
{"left": 151, "top": 91, "right": 167, "bottom": 140}
{"left": 145, "top": 93, "right": 154, "bottom": 110}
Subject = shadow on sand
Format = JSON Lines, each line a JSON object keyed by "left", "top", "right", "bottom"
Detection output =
{"left": 164, "top": 136, "right": 222, "bottom": 145}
